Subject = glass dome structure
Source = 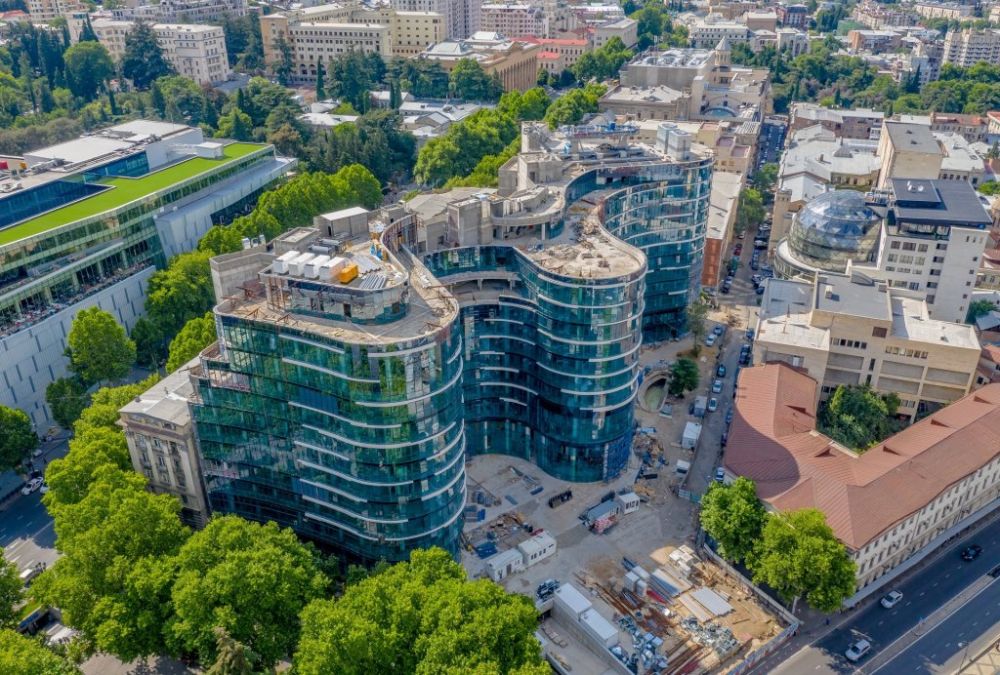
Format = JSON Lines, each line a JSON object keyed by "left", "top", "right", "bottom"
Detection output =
{"left": 785, "top": 190, "right": 881, "bottom": 273}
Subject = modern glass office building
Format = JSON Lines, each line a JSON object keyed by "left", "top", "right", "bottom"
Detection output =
{"left": 0, "top": 120, "right": 292, "bottom": 425}
{"left": 181, "top": 121, "right": 710, "bottom": 563}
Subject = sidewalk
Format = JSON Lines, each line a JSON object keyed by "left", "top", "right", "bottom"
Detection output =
{"left": 960, "top": 640, "right": 1000, "bottom": 674}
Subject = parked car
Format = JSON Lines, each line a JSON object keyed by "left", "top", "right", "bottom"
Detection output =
{"left": 720, "top": 432, "right": 728, "bottom": 447}
{"left": 725, "top": 408, "right": 734, "bottom": 425}
{"left": 713, "top": 325, "right": 725, "bottom": 336}
{"left": 756, "top": 285, "right": 766, "bottom": 295}
{"left": 716, "top": 364, "right": 726, "bottom": 377}
{"left": 708, "top": 397, "right": 719, "bottom": 412}
{"left": 720, "top": 284, "right": 731, "bottom": 294}
{"left": 39, "top": 483, "right": 49, "bottom": 495}
{"left": 962, "top": 544, "right": 983, "bottom": 561}
{"left": 712, "top": 379, "right": 723, "bottom": 393}
{"left": 880, "top": 590, "right": 903, "bottom": 609}
{"left": 714, "top": 467, "right": 725, "bottom": 482}
{"left": 845, "top": 640, "right": 871, "bottom": 663}
{"left": 706, "top": 334, "right": 717, "bottom": 347}
{"left": 536, "top": 579, "right": 560, "bottom": 600}
{"left": 21, "top": 477, "right": 43, "bottom": 496}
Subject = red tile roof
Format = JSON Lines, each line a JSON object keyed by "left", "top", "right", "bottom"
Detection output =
{"left": 725, "top": 364, "right": 1000, "bottom": 551}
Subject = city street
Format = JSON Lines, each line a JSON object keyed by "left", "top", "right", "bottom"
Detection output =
{"left": 768, "top": 516, "right": 1000, "bottom": 674}
{"left": 870, "top": 577, "right": 1000, "bottom": 674}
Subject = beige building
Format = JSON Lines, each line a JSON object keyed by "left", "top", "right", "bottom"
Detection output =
{"left": 119, "top": 357, "right": 210, "bottom": 529}
{"left": 519, "top": 36, "right": 589, "bottom": 75}
{"left": 421, "top": 32, "right": 540, "bottom": 92}
{"left": 755, "top": 274, "right": 981, "bottom": 418}
{"left": 789, "top": 103, "right": 884, "bottom": 140}
{"left": 726, "top": 363, "right": 1000, "bottom": 603}
{"left": 943, "top": 28, "right": 1000, "bottom": 68}
{"left": 876, "top": 121, "right": 943, "bottom": 189}
{"left": 594, "top": 17, "right": 638, "bottom": 48}
{"left": 26, "top": 0, "right": 83, "bottom": 22}
{"left": 480, "top": 3, "right": 546, "bottom": 38}
{"left": 93, "top": 19, "right": 230, "bottom": 85}
{"left": 914, "top": 1, "right": 973, "bottom": 20}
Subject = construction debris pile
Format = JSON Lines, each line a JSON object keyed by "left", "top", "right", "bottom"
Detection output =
{"left": 680, "top": 617, "right": 740, "bottom": 658}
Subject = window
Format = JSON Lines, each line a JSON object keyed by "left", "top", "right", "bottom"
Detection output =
{"left": 908, "top": 282, "right": 920, "bottom": 291}
{"left": 891, "top": 241, "right": 901, "bottom": 250}
{"left": 917, "top": 244, "right": 928, "bottom": 252}
{"left": 872, "top": 327, "right": 887, "bottom": 338}
{"left": 937, "top": 243, "right": 948, "bottom": 250}
{"left": 902, "top": 242, "right": 916, "bottom": 251}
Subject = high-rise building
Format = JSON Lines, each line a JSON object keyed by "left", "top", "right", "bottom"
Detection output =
{"left": 180, "top": 120, "right": 711, "bottom": 562}
{"left": 112, "top": 0, "right": 248, "bottom": 23}
{"left": 390, "top": 0, "right": 479, "bottom": 39}
{"left": 0, "top": 120, "right": 293, "bottom": 426}
{"left": 943, "top": 28, "right": 1000, "bottom": 68}
{"left": 25, "top": 0, "right": 83, "bottom": 22}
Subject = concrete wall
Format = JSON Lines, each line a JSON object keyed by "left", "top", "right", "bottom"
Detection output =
{"left": 0, "top": 266, "right": 155, "bottom": 429}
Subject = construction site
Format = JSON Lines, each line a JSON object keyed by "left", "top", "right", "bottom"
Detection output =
{"left": 461, "top": 443, "right": 786, "bottom": 675}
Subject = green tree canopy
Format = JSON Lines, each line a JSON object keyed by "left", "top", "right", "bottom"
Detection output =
{"left": 449, "top": 58, "right": 503, "bottom": 101}
{"left": 33, "top": 464, "right": 189, "bottom": 662}
{"left": 145, "top": 250, "right": 216, "bottom": 340}
{"left": 735, "top": 188, "right": 765, "bottom": 234}
{"left": 216, "top": 108, "right": 253, "bottom": 141}
{"left": 752, "top": 163, "right": 779, "bottom": 197}
{"left": 167, "top": 313, "right": 216, "bottom": 373}
{"left": 967, "top": 299, "right": 996, "bottom": 323}
{"left": 0, "top": 629, "right": 80, "bottom": 675}
{"left": 167, "top": 516, "right": 329, "bottom": 667}
{"left": 0, "top": 553, "right": 21, "bottom": 630}
{"left": 749, "top": 509, "right": 856, "bottom": 612}
{"left": 45, "top": 377, "right": 90, "bottom": 430}
{"left": 572, "top": 37, "right": 632, "bottom": 82}
{"left": 122, "top": 21, "right": 173, "bottom": 90}
{"left": 66, "top": 307, "right": 136, "bottom": 386}
{"left": 700, "top": 477, "right": 766, "bottom": 563}
{"left": 62, "top": 41, "right": 113, "bottom": 101}
{"left": 818, "top": 385, "right": 902, "bottom": 451}
{"left": 0, "top": 405, "right": 37, "bottom": 470}
{"left": 294, "top": 548, "right": 547, "bottom": 675}
{"left": 668, "top": 358, "right": 699, "bottom": 397}
{"left": 543, "top": 83, "right": 606, "bottom": 129}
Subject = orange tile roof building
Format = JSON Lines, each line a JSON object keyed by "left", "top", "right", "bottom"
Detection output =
{"left": 725, "top": 363, "right": 1000, "bottom": 602}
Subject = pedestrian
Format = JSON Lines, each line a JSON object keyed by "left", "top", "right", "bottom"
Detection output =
{"left": 825, "top": 618, "right": 830, "bottom": 626}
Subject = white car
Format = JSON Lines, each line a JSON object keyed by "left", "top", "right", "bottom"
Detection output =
{"left": 21, "top": 477, "right": 43, "bottom": 495}
{"left": 39, "top": 482, "right": 49, "bottom": 495}
{"left": 880, "top": 590, "right": 903, "bottom": 609}
{"left": 845, "top": 639, "right": 871, "bottom": 662}
{"left": 705, "top": 334, "right": 717, "bottom": 347}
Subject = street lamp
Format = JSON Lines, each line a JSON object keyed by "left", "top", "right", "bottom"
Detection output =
{"left": 958, "top": 641, "right": 972, "bottom": 672}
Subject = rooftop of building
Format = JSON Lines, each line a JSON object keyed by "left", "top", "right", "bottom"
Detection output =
{"left": 889, "top": 178, "right": 992, "bottom": 228}
{"left": 630, "top": 48, "right": 715, "bottom": 67}
{"left": 600, "top": 84, "right": 688, "bottom": 104}
{"left": 884, "top": 120, "right": 942, "bottom": 155}
{"left": 937, "top": 131, "right": 985, "bottom": 173}
{"left": 780, "top": 125, "right": 881, "bottom": 182}
{"left": 707, "top": 171, "right": 742, "bottom": 240}
{"left": 119, "top": 356, "right": 197, "bottom": 424}
{"left": 725, "top": 363, "right": 1000, "bottom": 550}
{"left": 758, "top": 274, "right": 979, "bottom": 350}
{"left": 0, "top": 142, "right": 263, "bottom": 247}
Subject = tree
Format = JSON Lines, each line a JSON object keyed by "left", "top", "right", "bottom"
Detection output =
{"left": 700, "top": 477, "right": 766, "bottom": 563}
{"left": 449, "top": 58, "right": 502, "bottom": 101}
{"left": 752, "top": 163, "right": 779, "bottom": 198}
{"left": 206, "top": 627, "right": 255, "bottom": 675}
{"left": 735, "top": 188, "right": 766, "bottom": 234}
{"left": 145, "top": 250, "right": 216, "bottom": 341}
{"left": 216, "top": 108, "right": 253, "bottom": 141}
{"left": 66, "top": 307, "right": 136, "bottom": 386}
{"left": 121, "top": 22, "right": 173, "bottom": 90}
{"left": 0, "top": 554, "right": 21, "bottom": 629}
{"left": 572, "top": 37, "right": 632, "bottom": 82}
{"left": 78, "top": 15, "right": 98, "bottom": 42}
{"left": 818, "top": 385, "right": 902, "bottom": 451}
{"left": 272, "top": 36, "right": 293, "bottom": 85}
{"left": 166, "top": 313, "right": 216, "bottom": 372}
{"left": 667, "top": 358, "right": 699, "bottom": 397}
{"left": 131, "top": 317, "right": 166, "bottom": 369}
{"left": 0, "top": 629, "right": 80, "bottom": 675}
{"left": 167, "top": 516, "right": 329, "bottom": 667}
{"left": 315, "top": 60, "right": 325, "bottom": 100}
{"left": 45, "top": 377, "right": 89, "bottom": 430}
{"left": 294, "top": 548, "right": 547, "bottom": 675}
{"left": 686, "top": 298, "right": 710, "bottom": 347}
{"left": 543, "top": 83, "right": 606, "bottom": 129}
{"left": 967, "top": 299, "right": 997, "bottom": 323}
{"left": 0, "top": 405, "right": 37, "bottom": 470}
{"left": 32, "top": 465, "right": 189, "bottom": 662}
{"left": 62, "top": 41, "right": 113, "bottom": 101}
{"left": 749, "top": 509, "right": 857, "bottom": 612}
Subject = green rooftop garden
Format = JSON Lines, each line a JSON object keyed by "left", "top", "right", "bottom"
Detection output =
{"left": 0, "top": 142, "right": 264, "bottom": 247}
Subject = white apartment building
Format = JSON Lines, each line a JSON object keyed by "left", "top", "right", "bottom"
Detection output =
{"left": 481, "top": 3, "right": 546, "bottom": 38}
{"left": 92, "top": 19, "right": 230, "bottom": 85}
{"left": 688, "top": 21, "right": 752, "bottom": 49}
{"left": 755, "top": 274, "right": 981, "bottom": 417}
{"left": 726, "top": 363, "right": 1000, "bottom": 604}
{"left": 594, "top": 17, "right": 638, "bottom": 48}
{"left": 914, "top": 1, "right": 973, "bottom": 20}
{"left": 113, "top": 0, "right": 248, "bottom": 23}
{"left": 120, "top": 357, "right": 210, "bottom": 529}
{"left": 943, "top": 28, "right": 1000, "bottom": 68}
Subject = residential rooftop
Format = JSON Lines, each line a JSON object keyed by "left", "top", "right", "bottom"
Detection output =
{"left": 884, "top": 120, "right": 942, "bottom": 156}
{"left": 0, "top": 142, "right": 264, "bottom": 247}
{"left": 888, "top": 178, "right": 992, "bottom": 228}
{"left": 119, "top": 356, "right": 197, "bottom": 425}
{"left": 725, "top": 363, "right": 1000, "bottom": 550}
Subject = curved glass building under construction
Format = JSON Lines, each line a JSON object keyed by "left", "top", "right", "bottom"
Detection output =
{"left": 188, "top": 121, "right": 712, "bottom": 562}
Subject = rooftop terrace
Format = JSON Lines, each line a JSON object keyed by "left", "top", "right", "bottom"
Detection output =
{"left": 0, "top": 142, "right": 263, "bottom": 247}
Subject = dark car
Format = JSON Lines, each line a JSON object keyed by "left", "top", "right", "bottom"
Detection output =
{"left": 717, "top": 364, "right": 726, "bottom": 377}
{"left": 962, "top": 544, "right": 983, "bottom": 561}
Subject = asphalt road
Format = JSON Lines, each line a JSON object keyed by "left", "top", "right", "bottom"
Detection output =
{"left": 870, "top": 577, "right": 1000, "bottom": 674}
{"left": 0, "top": 437, "right": 68, "bottom": 576}
{"left": 756, "top": 121, "right": 786, "bottom": 170}
{"left": 772, "top": 516, "right": 1000, "bottom": 674}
